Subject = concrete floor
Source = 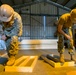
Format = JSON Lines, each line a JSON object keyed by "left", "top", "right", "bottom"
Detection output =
{"left": 0, "top": 49, "right": 76, "bottom": 75}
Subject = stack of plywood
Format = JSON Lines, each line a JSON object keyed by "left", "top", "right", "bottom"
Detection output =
{"left": 19, "top": 39, "right": 58, "bottom": 50}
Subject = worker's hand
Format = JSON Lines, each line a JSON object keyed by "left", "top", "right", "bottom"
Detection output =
{"left": 66, "top": 35, "right": 72, "bottom": 41}
{"left": 1, "top": 35, "right": 7, "bottom": 40}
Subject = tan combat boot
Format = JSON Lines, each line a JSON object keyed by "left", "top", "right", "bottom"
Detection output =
{"left": 6, "top": 56, "right": 15, "bottom": 66}
{"left": 60, "top": 53, "right": 65, "bottom": 63}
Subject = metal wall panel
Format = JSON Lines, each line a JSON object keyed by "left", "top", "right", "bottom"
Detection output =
{"left": 31, "top": 3, "right": 57, "bottom": 15}
{"left": 20, "top": 3, "right": 69, "bottom": 40}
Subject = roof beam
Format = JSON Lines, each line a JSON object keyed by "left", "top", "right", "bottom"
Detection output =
{"left": 21, "top": 13, "right": 61, "bottom": 16}
{"left": 65, "top": 0, "right": 76, "bottom": 8}
{"left": 61, "top": 0, "right": 69, "bottom": 6}
{"left": 71, "top": 3, "right": 76, "bottom": 9}
{"left": 12, "top": 0, "right": 71, "bottom": 11}
{"left": 56, "top": 0, "right": 64, "bottom": 4}
{"left": 46, "top": 0, "right": 71, "bottom": 11}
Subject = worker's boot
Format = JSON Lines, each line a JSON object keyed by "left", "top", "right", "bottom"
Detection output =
{"left": 6, "top": 56, "right": 15, "bottom": 66}
{"left": 60, "top": 53, "right": 65, "bottom": 63}
{"left": 70, "top": 54, "right": 76, "bottom": 63}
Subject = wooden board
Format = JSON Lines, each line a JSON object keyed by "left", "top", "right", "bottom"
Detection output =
{"left": 19, "top": 39, "right": 58, "bottom": 50}
{"left": 41, "top": 54, "right": 75, "bottom": 68}
{"left": 5, "top": 56, "right": 38, "bottom": 72}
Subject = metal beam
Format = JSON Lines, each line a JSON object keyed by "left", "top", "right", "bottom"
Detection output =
{"left": 57, "top": 0, "right": 64, "bottom": 4}
{"left": 71, "top": 3, "right": 76, "bottom": 9}
{"left": 21, "top": 13, "right": 61, "bottom": 16}
{"left": 65, "top": 0, "right": 76, "bottom": 8}
{"left": 61, "top": 0, "right": 69, "bottom": 6}
{"left": 46, "top": 0, "right": 71, "bottom": 11}
{"left": 12, "top": 0, "right": 71, "bottom": 11}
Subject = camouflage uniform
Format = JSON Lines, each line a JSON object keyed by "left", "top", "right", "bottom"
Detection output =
{"left": 2, "top": 12, "right": 22, "bottom": 57}
{"left": 58, "top": 27, "right": 74, "bottom": 54}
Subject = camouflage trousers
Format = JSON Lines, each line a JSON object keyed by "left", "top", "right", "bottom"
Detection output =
{"left": 58, "top": 27, "right": 75, "bottom": 55}
{"left": 5, "top": 36, "right": 19, "bottom": 56}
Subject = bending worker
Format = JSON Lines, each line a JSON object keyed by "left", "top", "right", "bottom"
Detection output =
{"left": 57, "top": 9, "right": 76, "bottom": 63}
{"left": 0, "top": 4, "right": 23, "bottom": 65}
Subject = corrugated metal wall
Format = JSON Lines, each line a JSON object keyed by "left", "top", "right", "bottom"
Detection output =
{"left": 19, "top": 2, "right": 69, "bottom": 40}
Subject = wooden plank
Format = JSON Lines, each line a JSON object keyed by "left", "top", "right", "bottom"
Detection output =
{"left": 19, "top": 39, "right": 58, "bottom": 50}
{"left": 30, "top": 56, "right": 38, "bottom": 72}
{"left": 13, "top": 56, "right": 29, "bottom": 66}
{"left": 41, "top": 55, "right": 75, "bottom": 68}
{"left": 5, "top": 56, "right": 38, "bottom": 72}
{"left": 54, "top": 61, "right": 75, "bottom": 68}
{"left": 19, "top": 57, "right": 30, "bottom": 66}
{"left": 20, "top": 44, "right": 58, "bottom": 50}
{"left": 20, "top": 39, "right": 58, "bottom": 44}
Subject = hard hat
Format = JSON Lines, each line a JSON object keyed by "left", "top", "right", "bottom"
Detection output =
{"left": 70, "top": 9, "right": 76, "bottom": 21}
{"left": 0, "top": 4, "right": 14, "bottom": 22}
{"left": 70, "top": 9, "right": 76, "bottom": 23}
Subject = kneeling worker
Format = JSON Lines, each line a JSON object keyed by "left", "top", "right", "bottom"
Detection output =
{"left": 0, "top": 4, "right": 23, "bottom": 65}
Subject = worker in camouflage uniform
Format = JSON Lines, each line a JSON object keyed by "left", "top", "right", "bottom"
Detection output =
{"left": 0, "top": 4, "right": 23, "bottom": 65}
{"left": 57, "top": 9, "right": 76, "bottom": 63}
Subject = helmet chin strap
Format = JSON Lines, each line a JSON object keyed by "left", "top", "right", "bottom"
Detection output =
{"left": 3, "top": 16, "right": 14, "bottom": 28}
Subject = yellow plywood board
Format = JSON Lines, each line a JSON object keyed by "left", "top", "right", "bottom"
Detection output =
{"left": 41, "top": 55, "right": 75, "bottom": 68}
{"left": 53, "top": 61, "right": 75, "bottom": 68}
{"left": 5, "top": 56, "right": 38, "bottom": 72}
{"left": 47, "top": 59, "right": 75, "bottom": 68}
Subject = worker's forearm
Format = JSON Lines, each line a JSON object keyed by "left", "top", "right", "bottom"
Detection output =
{"left": 58, "top": 30, "right": 68, "bottom": 38}
{"left": 58, "top": 30, "right": 72, "bottom": 40}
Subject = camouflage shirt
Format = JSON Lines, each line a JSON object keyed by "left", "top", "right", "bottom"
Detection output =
{"left": 2, "top": 12, "right": 23, "bottom": 37}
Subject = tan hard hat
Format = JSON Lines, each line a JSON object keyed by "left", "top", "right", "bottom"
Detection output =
{"left": 70, "top": 9, "right": 76, "bottom": 19}
{"left": 70, "top": 9, "right": 76, "bottom": 23}
{"left": 0, "top": 4, "right": 14, "bottom": 22}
